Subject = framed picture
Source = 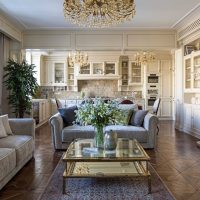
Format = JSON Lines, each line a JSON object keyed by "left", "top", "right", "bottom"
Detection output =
{"left": 185, "top": 45, "right": 195, "bottom": 55}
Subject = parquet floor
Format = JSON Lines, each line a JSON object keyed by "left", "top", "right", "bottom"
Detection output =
{"left": 0, "top": 120, "right": 200, "bottom": 200}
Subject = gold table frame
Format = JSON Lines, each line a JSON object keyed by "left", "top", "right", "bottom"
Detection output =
{"left": 62, "top": 138, "right": 151, "bottom": 194}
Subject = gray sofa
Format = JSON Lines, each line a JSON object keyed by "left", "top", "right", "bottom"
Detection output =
{"left": 49, "top": 112, "right": 158, "bottom": 150}
{"left": 0, "top": 118, "right": 35, "bottom": 190}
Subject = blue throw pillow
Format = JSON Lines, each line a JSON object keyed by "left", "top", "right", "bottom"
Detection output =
{"left": 58, "top": 106, "right": 78, "bottom": 126}
{"left": 130, "top": 110, "right": 148, "bottom": 127}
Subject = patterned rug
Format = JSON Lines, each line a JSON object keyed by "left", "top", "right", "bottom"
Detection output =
{"left": 39, "top": 160, "right": 175, "bottom": 200}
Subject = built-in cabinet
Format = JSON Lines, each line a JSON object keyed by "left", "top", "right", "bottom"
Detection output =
{"left": 180, "top": 104, "right": 200, "bottom": 138}
{"left": 159, "top": 60, "right": 172, "bottom": 118}
{"left": 77, "top": 62, "right": 118, "bottom": 79}
{"left": 184, "top": 50, "right": 200, "bottom": 92}
{"left": 54, "top": 62, "right": 66, "bottom": 86}
{"left": 32, "top": 99, "right": 51, "bottom": 127}
{"left": 129, "top": 62, "right": 143, "bottom": 85}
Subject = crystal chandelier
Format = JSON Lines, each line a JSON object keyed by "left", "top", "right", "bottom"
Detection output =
{"left": 68, "top": 51, "right": 88, "bottom": 67}
{"left": 63, "top": 0, "right": 136, "bottom": 28}
{"left": 135, "top": 52, "right": 156, "bottom": 65}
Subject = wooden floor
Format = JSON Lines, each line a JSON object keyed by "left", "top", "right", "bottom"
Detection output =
{"left": 0, "top": 121, "right": 200, "bottom": 200}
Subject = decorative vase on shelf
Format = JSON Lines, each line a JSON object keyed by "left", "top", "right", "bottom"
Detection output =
{"left": 94, "top": 125, "right": 104, "bottom": 149}
{"left": 104, "top": 130, "right": 118, "bottom": 150}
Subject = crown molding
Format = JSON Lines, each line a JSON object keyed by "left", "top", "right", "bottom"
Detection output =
{"left": 0, "top": 12, "right": 22, "bottom": 42}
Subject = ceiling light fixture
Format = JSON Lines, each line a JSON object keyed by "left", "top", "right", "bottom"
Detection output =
{"left": 68, "top": 51, "right": 88, "bottom": 67}
{"left": 63, "top": 0, "right": 136, "bottom": 28}
{"left": 135, "top": 52, "right": 156, "bottom": 65}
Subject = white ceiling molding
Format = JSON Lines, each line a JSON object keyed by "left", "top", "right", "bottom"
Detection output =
{"left": 174, "top": 4, "right": 200, "bottom": 42}
{"left": 0, "top": 13, "right": 22, "bottom": 41}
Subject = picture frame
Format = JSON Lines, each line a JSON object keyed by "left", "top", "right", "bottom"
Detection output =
{"left": 185, "top": 45, "right": 195, "bottom": 55}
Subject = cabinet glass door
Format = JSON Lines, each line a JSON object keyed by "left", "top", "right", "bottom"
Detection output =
{"left": 185, "top": 58, "right": 191, "bottom": 89}
{"left": 193, "top": 55, "right": 200, "bottom": 88}
{"left": 130, "top": 62, "right": 142, "bottom": 84}
{"left": 79, "top": 63, "right": 90, "bottom": 74}
{"left": 54, "top": 63, "right": 64, "bottom": 84}
{"left": 122, "top": 61, "right": 128, "bottom": 85}
{"left": 105, "top": 62, "right": 115, "bottom": 75}
{"left": 92, "top": 63, "right": 104, "bottom": 75}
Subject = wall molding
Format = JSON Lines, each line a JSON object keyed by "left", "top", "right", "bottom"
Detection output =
{"left": 22, "top": 30, "right": 176, "bottom": 51}
{"left": 0, "top": 13, "right": 22, "bottom": 42}
{"left": 174, "top": 4, "right": 200, "bottom": 43}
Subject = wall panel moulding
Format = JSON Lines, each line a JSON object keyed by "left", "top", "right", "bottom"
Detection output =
{"left": 22, "top": 30, "right": 176, "bottom": 50}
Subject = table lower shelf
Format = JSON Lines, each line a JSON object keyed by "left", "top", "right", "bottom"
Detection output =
{"left": 63, "top": 161, "right": 150, "bottom": 178}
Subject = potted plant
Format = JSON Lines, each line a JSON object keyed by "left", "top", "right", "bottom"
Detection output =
{"left": 75, "top": 98, "right": 123, "bottom": 148}
{"left": 4, "top": 59, "right": 38, "bottom": 118}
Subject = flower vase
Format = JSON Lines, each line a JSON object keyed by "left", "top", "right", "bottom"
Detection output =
{"left": 94, "top": 125, "right": 104, "bottom": 149}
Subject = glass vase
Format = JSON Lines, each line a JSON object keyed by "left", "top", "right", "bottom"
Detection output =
{"left": 94, "top": 125, "right": 104, "bottom": 149}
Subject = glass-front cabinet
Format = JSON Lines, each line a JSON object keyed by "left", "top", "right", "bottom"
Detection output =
{"left": 121, "top": 61, "right": 128, "bottom": 86}
{"left": 184, "top": 50, "right": 200, "bottom": 92}
{"left": 79, "top": 63, "right": 91, "bottom": 75}
{"left": 54, "top": 62, "right": 66, "bottom": 85}
{"left": 92, "top": 62, "right": 104, "bottom": 75}
{"left": 129, "top": 62, "right": 142, "bottom": 84}
{"left": 193, "top": 54, "right": 200, "bottom": 89}
{"left": 104, "top": 62, "right": 116, "bottom": 75}
{"left": 77, "top": 62, "right": 118, "bottom": 77}
{"left": 184, "top": 56, "right": 192, "bottom": 90}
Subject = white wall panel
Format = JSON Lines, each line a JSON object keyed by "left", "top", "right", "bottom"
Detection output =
{"left": 126, "top": 34, "right": 175, "bottom": 49}
{"left": 76, "top": 34, "right": 123, "bottom": 50}
{"left": 22, "top": 30, "right": 176, "bottom": 50}
{"left": 23, "top": 34, "right": 71, "bottom": 49}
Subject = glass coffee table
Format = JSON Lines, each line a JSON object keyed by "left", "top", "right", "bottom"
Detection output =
{"left": 62, "top": 138, "right": 151, "bottom": 194}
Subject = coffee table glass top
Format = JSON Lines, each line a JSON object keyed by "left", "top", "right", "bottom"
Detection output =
{"left": 63, "top": 138, "right": 150, "bottom": 161}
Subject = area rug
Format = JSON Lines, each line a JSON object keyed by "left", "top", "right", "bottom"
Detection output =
{"left": 39, "top": 160, "right": 175, "bottom": 200}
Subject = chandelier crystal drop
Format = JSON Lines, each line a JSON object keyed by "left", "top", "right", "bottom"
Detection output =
{"left": 68, "top": 51, "right": 88, "bottom": 67}
{"left": 63, "top": 0, "right": 136, "bottom": 28}
{"left": 135, "top": 52, "right": 156, "bottom": 65}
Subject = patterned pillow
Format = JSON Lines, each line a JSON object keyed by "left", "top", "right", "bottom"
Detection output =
{"left": 120, "top": 109, "right": 133, "bottom": 125}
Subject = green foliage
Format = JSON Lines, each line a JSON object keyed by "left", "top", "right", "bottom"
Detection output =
{"left": 3, "top": 59, "right": 39, "bottom": 118}
{"left": 75, "top": 98, "right": 123, "bottom": 128}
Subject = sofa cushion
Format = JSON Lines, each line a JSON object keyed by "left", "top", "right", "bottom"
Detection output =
{"left": 58, "top": 106, "right": 78, "bottom": 126}
{"left": 120, "top": 109, "right": 133, "bottom": 125}
{"left": 105, "top": 125, "right": 148, "bottom": 143}
{"left": 130, "top": 110, "right": 149, "bottom": 127}
{"left": 0, "top": 118, "right": 7, "bottom": 138}
{"left": 0, "top": 135, "right": 34, "bottom": 165}
{"left": 0, "top": 115, "right": 13, "bottom": 135}
{"left": 62, "top": 125, "right": 95, "bottom": 142}
{"left": 0, "top": 148, "right": 16, "bottom": 181}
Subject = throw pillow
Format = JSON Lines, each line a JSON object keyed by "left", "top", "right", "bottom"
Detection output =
{"left": 120, "top": 109, "right": 133, "bottom": 125}
{"left": 0, "top": 118, "right": 7, "bottom": 138}
{"left": 0, "top": 114, "right": 13, "bottom": 135}
{"left": 130, "top": 110, "right": 149, "bottom": 127}
{"left": 58, "top": 106, "right": 78, "bottom": 126}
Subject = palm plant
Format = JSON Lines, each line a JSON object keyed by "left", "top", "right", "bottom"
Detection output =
{"left": 4, "top": 59, "right": 38, "bottom": 118}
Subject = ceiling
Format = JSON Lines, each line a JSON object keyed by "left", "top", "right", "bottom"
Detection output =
{"left": 0, "top": 0, "right": 200, "bottom": 30}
